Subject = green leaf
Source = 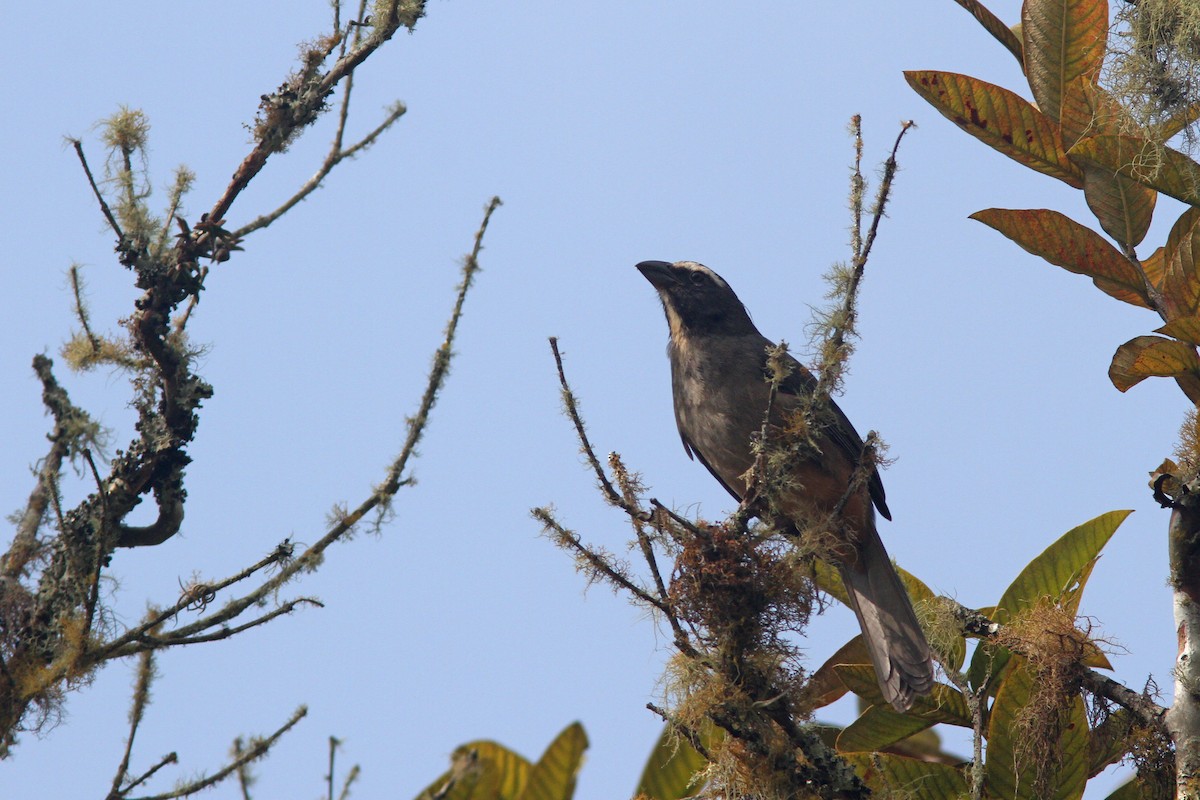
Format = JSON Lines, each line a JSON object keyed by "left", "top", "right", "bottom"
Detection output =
{"left": 1022, "top": 0, "right": 1108, "bottom": 124}
{"left": 1103, "top": 777, "right": 1145, "bottom": 799}
{"left": 952, "top": 0, "right": 1025, "bottom": 68}
{"left": 1060, "top": 556, "right": 1114, "bottom": 670}
{"left": 993, "top": 510, "right": 1128, "bottom": 624}
{"left": 967, "top": 510, "right": 1130, "bottom": 690}
{"left": 970, "top": 208, "right": 1151, "bottom": 307}
{"left": 416, "top": 741, "right": 532, "bottom": 800}
{"left": 905, "top": 70, "right": 1084, "bottom": 187}
{"left": 1109, "top": 335, "right": 1200, "bottom": 392}
{"left": 1089, "top": 708, "right": 1135, "bottom": 777}
{"left": 518, "top": 722, "right": 588, "bottom": 800}
{"left": 1071, "top": 135, "right": 1200, "bottom": 206}
{"left": 635, "top": 721, "right": 719, "bottom": 800}
{"left": 844, "top": 753, "right": 970, "bottom": 799}
{"left": 837, "top": 705, "right": 935, "bottom": 753}
{"left": 811, "top": 558, "right": 849, "bottom": 606}
{"left": 984, "top": 660, "right": 1089, "bottom": 800}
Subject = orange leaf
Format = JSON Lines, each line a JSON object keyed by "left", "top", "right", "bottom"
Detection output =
{"left": 1059, "top": 79, "right": 1158, "bottom": 248}
{"left": 1163, "top": 207, "right": 1200, "bottom": 318}
{"left": 1157, "top": 101, "right": 1200, "bottom": 141}
{"left": 906, "top": 70, "right": 1084, "bottom": 187}
{"left": 1071, "top": 135, "right": 1200, "bottom": 205}
{"left": 1109, "top": 335, "right": 1200, "bottom": 392}
{"left": 954, "top": 0, "right": 1025, "bottom": 68}
{"left": 806, "top": 635, "right": 872, "bottom": 709}
{"left": 1157, "top": 316, "right": 1200, "bottom": 346}
{"left": 1022, "top": 0, "right": 1108, "bottom": 124}
{"left": 1142, "top": 246, "right": 1166, "bottom": 295}
{"left": 1059, "top": 76, "right": 1123, "bottom": 149}
{"left": 970, "top": 208, "right": 1151, "bottom": 308}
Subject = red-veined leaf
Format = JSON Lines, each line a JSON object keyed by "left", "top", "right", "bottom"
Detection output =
{"left": 1022, "top": 0, "right": 1108, "bottom": 123}
{"left": 970, "top": 208, "right": 1150, "bottom": 307}
{"left": 953, "top": 0, "right": 1025, "bottom": 67}
{"left": 906, "top": 70, "right": 1083, "bottom": 187}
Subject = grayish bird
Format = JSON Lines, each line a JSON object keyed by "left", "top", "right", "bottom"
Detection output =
{"left": 637, "top": 259, "right": 934, "bottom": 712}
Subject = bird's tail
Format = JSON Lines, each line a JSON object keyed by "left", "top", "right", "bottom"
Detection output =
{"left": 836, "top": 525, "right": 935, "bottom": 713}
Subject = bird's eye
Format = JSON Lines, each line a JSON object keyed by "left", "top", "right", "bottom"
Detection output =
{"left": 688, "top": 271, "right": 707, "bottom": 286}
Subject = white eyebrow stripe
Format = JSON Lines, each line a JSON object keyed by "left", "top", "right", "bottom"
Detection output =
{"left": 673, "top": 260, "right": 729, "bottom": 289}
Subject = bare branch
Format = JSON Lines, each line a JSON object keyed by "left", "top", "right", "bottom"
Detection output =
{"left": 548, "top": 336, "right": 651, "bottom": 520}
{"left": 205, "top": 2, "right": 426, "bottom": 228}
{"left": 532, "top": 508, "right": 668, "bottom": 613}
{"left": 111, "top": 752, "right": 178, "bottom": 800}
{"left": 814, "top": 118, "right": 915, "bottom": 403}
{"left": 107, "top": 649, "right": 157, "bottom": 799}
{"left": 70, "top": 138, "right": 123, "bottom": 239}
{"left": 125, "top": 706, "right": 307, "bottom": 800}
{"left": 234, "top": 101, "right": 406, "bottom": 239}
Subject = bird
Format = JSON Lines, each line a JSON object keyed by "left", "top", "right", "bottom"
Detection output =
{"left": 637, "top": 259, "right": 934, "bottom": 712}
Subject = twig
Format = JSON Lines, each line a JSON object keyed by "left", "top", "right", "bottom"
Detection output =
{"left": 337, "top": 765, "right": 361, "bottom": 800}
{"left": 849, "top": 115, "right": 865, "bottom": 259}
{"left": 112, "top": 752, "right": 178, "bottom": 799}
{"left": 548, "top": 337, "right": 624, "bottom": 505}
{"left": 205, "top": 2, "right": 425, "bottom": 228}
{"left": 82, "top": 448, "right": 108, "bottom": 637}
{"left": 376, "top": 196, "right": 502, "bottom": 504}
{"left": 609, "top": 452, "right": 668, "bottom": 598}
{"left": 548, "top": 337, "right": 657, "bottom": 526}
{"left": 941, "top": 660, "right": 985, "bottom": 800}
{"left": 646, "top": 702, "right": 713, "bottom": 761}
{"left": 125, "top": 706, "right": 307, "bottom": 800}
{"left": 232, "top": 738, "right": 253, "bottom": 800}
{"left": 327, "top": 736, "right": 340, "bottom": 800}
{"left": 69, "top": 265, "right": 102, "bottom": 352}
{"left": 532, "top": 509, "right": 669, "bottom": 613}
{"left": 648, "top": 499, "right": 709, "bottom": 540}
{"left": 815, "top": 119, "right": 914, "bottom": 403}
{"left": 952, "top": 603, "right": 1169, "bottom": 730}
{"left": 5, "top": 357, "right": 77, "bottom": 578}
{"left": 71, "top": 139, "right": 123, "bottom": 239}
{"left": 152, "top": 598, "right": 323, "bottom": 647}
{"left": 233, "top": 103, "right": 405, "bottom": 238}
{"left": 92, "top": 542, "right": 296, "bottom": 660}
{"left": 107, "top": 649, "right": 156, "bottom": 800}
{"left": 107, "top": 197, "right": 499, "bottom": 659}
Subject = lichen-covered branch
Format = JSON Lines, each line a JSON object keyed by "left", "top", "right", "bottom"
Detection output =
{"left": 1, "top": 5, "right": 500, "bottom": 779}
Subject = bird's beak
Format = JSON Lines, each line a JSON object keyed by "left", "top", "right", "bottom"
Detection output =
{"left": 636, "top": 260, "right": 677, "bottom": 290}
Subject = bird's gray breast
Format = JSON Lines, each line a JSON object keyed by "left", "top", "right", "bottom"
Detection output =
{"left": 669, "top": 334, "right": 770, "bottom": 492}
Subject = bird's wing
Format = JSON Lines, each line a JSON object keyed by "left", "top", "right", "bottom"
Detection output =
{"left": 678, "top": 429, "right": 745, "bottom": 502}
{"left": 772, "top": 353, "right": 892, "bottom": 521}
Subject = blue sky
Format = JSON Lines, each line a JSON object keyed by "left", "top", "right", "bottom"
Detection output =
{"left": 0, "top": 2, "right": 1183, "bottom": 797}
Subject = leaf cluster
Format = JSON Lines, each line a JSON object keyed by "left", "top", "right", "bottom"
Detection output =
{"left": 910, "top": 0, "right": 1200, "bottom": 414}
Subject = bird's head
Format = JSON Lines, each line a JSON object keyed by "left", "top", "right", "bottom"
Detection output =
{"left": 636, "top": 260, "right": 757, "bottom": 339}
